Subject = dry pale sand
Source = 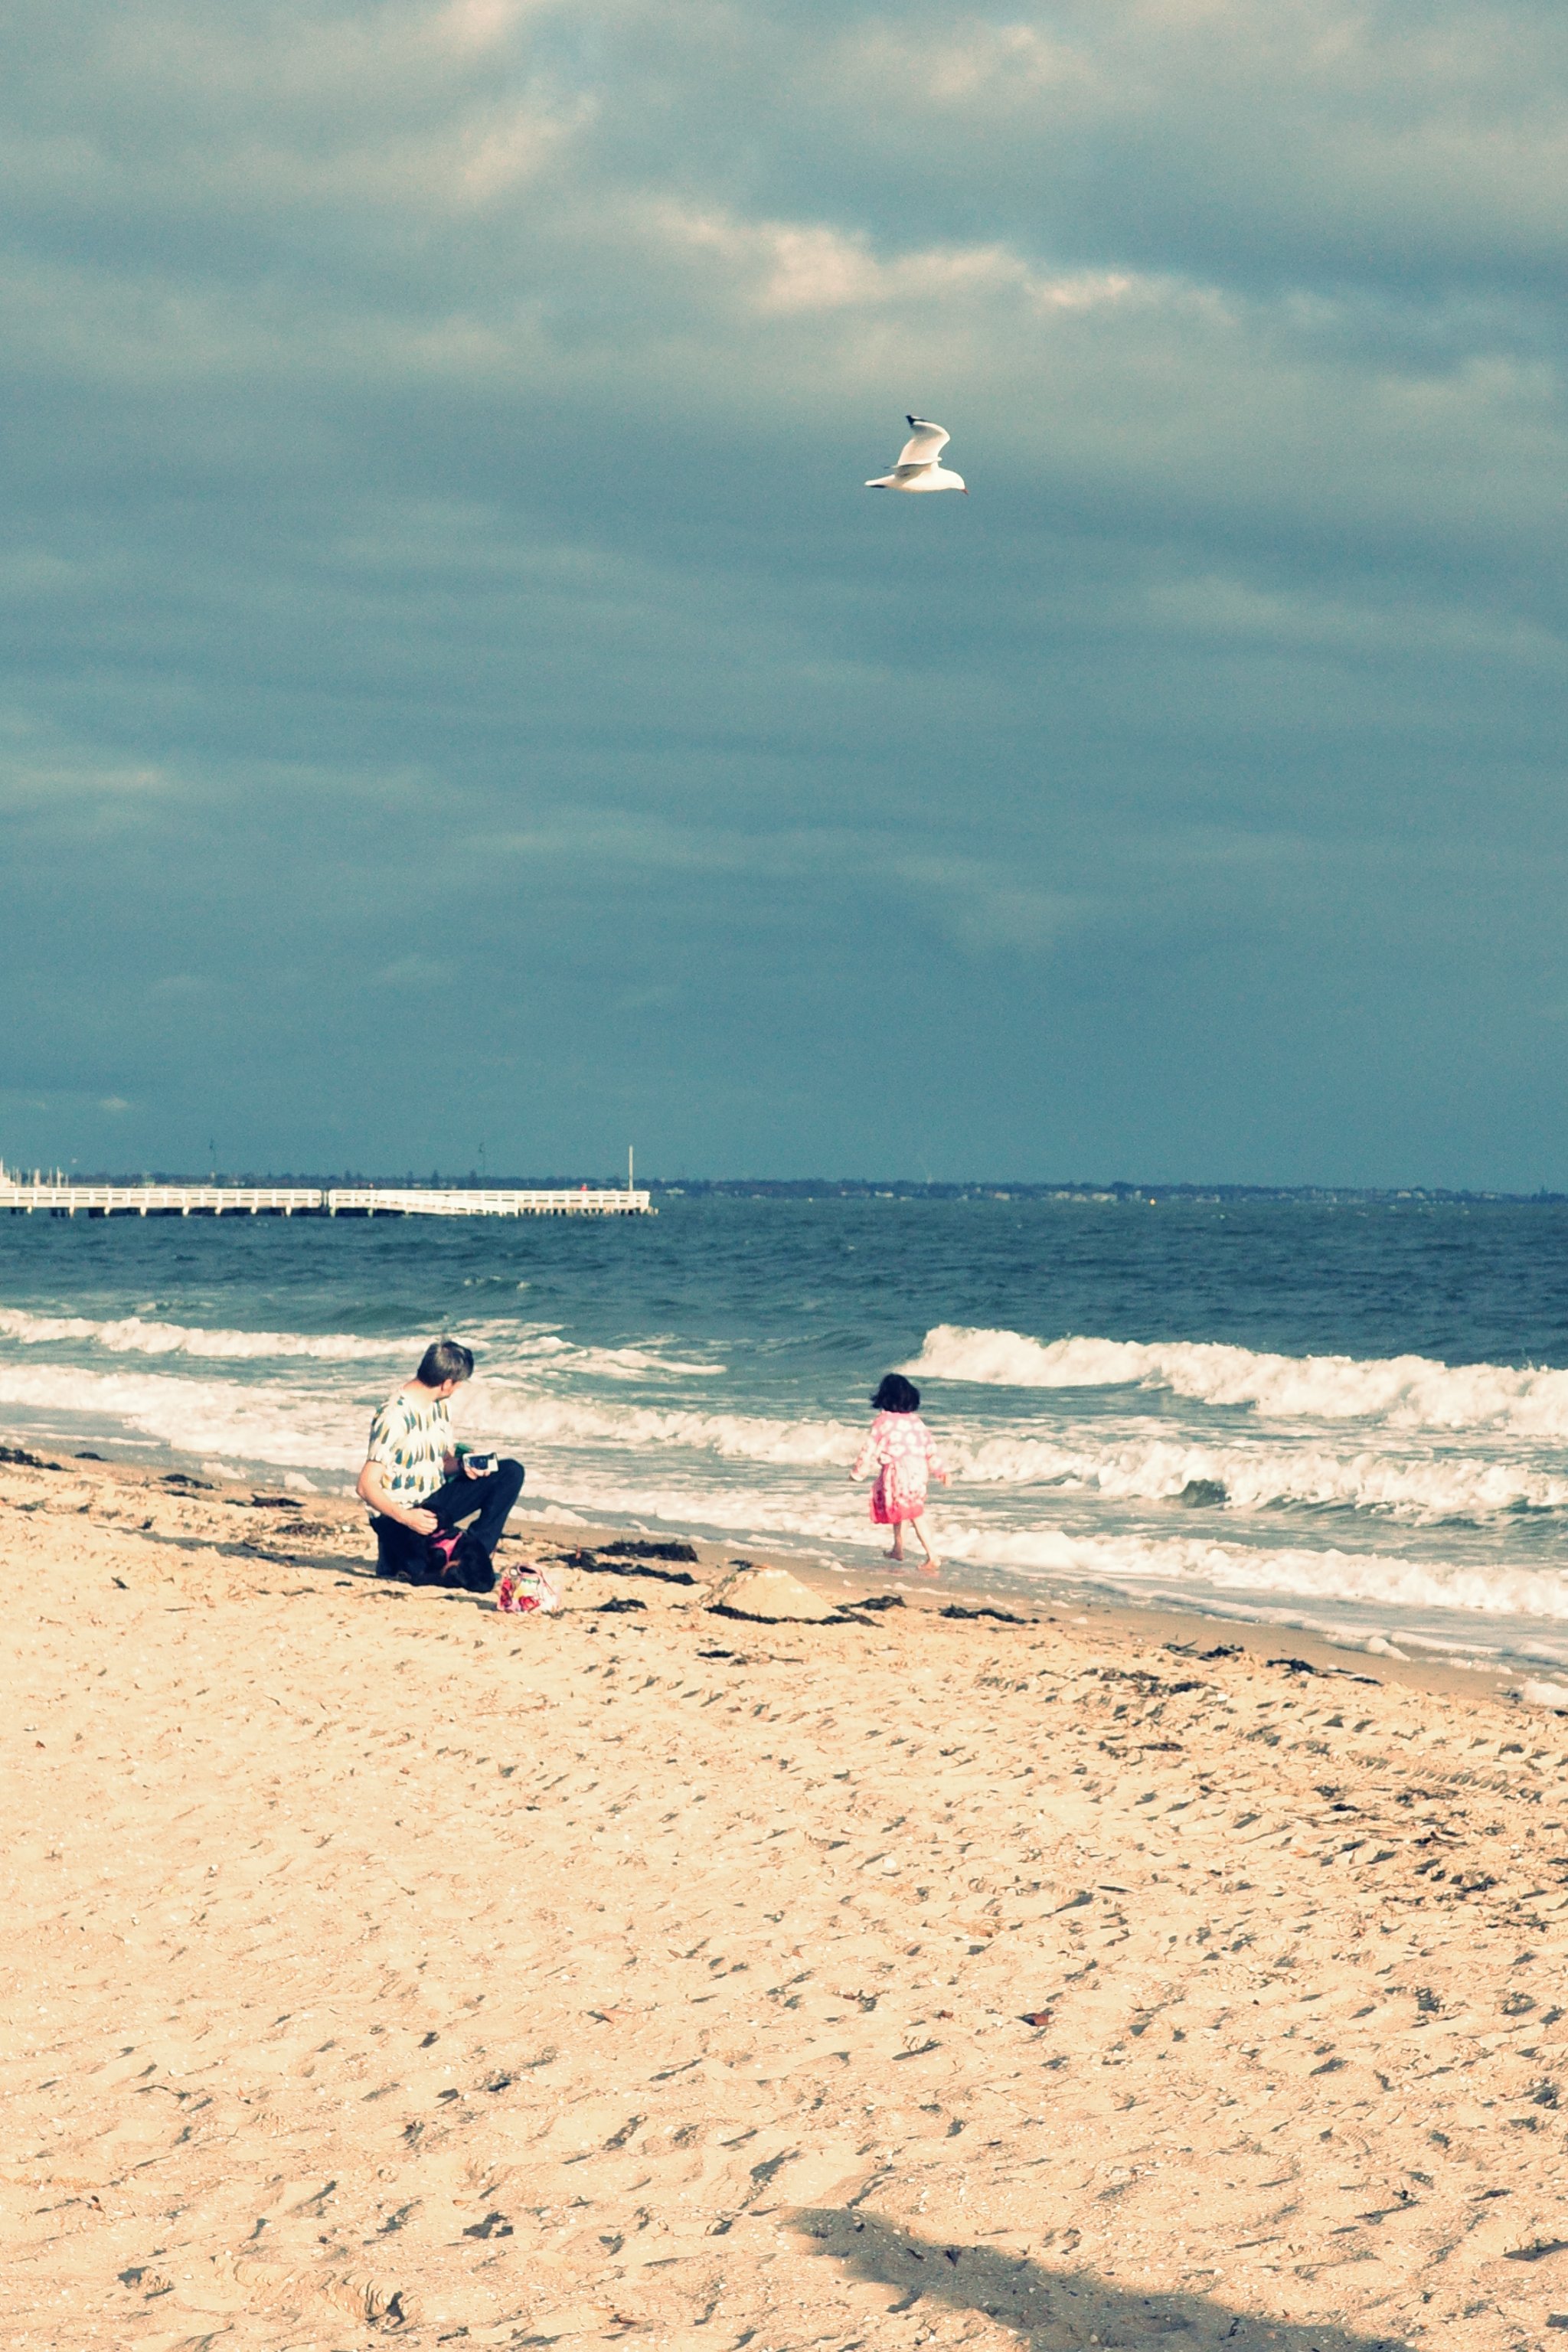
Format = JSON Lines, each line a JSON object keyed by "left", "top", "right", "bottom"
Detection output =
{"left": 5, "top": 1449, "right": 1568, "bottom": 2352}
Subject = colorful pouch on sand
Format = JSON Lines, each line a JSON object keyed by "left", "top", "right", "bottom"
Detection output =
{"left": 495, "top": 1564, "right": 560, "bottom": 1615}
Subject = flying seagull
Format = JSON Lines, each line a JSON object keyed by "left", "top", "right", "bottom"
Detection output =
{"left": 866, "top": 416, "right": 967, "bottom": 494}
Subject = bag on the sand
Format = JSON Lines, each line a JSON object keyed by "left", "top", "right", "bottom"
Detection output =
{"left": 495, "top": 1563, "right": 561, "bottom": 1616}
{"left": 422, "top": 1528, "right": 497, "bottom": 1593}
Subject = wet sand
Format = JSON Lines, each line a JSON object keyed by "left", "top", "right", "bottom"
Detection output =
{"left": 5, "top": 1449, "right": 1568, "bottom": 2350}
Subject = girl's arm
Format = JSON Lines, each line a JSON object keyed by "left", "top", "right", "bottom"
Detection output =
{"left": 851, "top": 1417, "right": 884, "bottom": 1480}
{"left": 924, "top": 1424, "right": 952, "bottom": 1485}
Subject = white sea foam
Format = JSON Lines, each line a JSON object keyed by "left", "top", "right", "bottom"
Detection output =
{"left": 484, "top": 1459, "right": 1568, "bottom": 1648}
{"left": 9, "top": 1300, "right": 1568, "bottom": 1658}
{"left": 474, "top": 1384, "right": 855, "bottom": 1466}
{"left": 7, "top": 1342, "right": 1561, "bottom": 1532}
{"left": 953, "top": 1430, "right": 1568, "bottom": 1521}
{"left": 908, "top": 1323, "right": 1568, "bottom": 1439}
{"left": 518, "top": 1341, "right": 723, "bottom": 1381}
{"left": 0, "top": 1304, "right": 722, "bottom": 1382}
{"left": 460, "top": 1321, "right": 722, "bottom": 1380}
{"left": 0, "top": 1354, "right": 843, "bottom": 1480}
{"left": 926, "top": 1519, "right": 1568, "bottom": 1625}
{"left": 493, "top": 1390, "right": 1568, "bottom": 1521}
{"left": 496, "top": 1398, "right": 1568, "bottom": 1523}
{"left": 0, "top": 1308, "right": 413, "bottom": 1363}
{"left": 0, "top": 1363, "right": 364, "bottom": 1472}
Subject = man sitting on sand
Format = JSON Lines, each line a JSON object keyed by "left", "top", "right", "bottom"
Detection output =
{"left": 357, "top": 1339, "right": 524, "bottom": 1583}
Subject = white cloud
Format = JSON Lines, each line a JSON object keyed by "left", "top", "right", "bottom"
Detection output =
{"left": 645, "top": 200, "right": 1137, "bottom": 322}
{"left": 1142, "top": 573, "right": 1566, "bottom": 671}
{"left": 375, "top": 954, "right": 452, "bottom": 988}
{"left": 433, "top": 0, "right": 544, "bottom": 58}
{"left": 893, "top": 853, "right": 1093, "bottom": 954}
{"left": 0, "top": 729, "right": 172, "bottom": 805}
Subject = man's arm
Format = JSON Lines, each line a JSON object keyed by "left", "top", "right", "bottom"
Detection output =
{"left": 356, "top": 1459, "right": 439, "bottom": 1535}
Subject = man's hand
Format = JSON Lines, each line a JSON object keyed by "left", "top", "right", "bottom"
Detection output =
{"left": 358, "top": 1459, "right": 439, "bottom": 1535}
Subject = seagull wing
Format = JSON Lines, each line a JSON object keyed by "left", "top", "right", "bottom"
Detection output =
{"left": 897, "top": 416, "right": 949, "bottom": 467}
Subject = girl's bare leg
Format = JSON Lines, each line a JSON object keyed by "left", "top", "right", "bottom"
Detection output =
{"left": 885, "top": 1527, "right": 906, "bottom": 1561}
{"left": 910, "top": 1514, "right": 940, "bottom": 1576}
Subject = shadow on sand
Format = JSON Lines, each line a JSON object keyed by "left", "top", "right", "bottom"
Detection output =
{"left": 790, "top": 2208, "right": 1416, "bottom": 2352}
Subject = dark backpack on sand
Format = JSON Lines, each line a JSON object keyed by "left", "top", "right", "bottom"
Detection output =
{"left": 422, "top": 1528, "right": 497, "bottom": 1593}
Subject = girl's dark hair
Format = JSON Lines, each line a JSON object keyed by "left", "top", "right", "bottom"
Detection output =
{"left": 873, "top": 1373, "right": 920, "bottom": 1414}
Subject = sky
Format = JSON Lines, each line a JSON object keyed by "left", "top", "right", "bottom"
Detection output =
{"left": 3, "top": 0, "right": 1566, "bottom": 1186}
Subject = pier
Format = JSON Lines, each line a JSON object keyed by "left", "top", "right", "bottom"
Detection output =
{"left": 0, "top": 1171, "right": 654, "bottom": 1219}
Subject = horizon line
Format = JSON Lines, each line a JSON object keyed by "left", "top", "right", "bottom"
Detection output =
{"left": 7, "top": 1169, "right": 1566, "bottom": 1205}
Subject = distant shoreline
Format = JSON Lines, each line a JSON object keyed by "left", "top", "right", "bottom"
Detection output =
{"left": 10, "top": 1174, "right": 1568, "bottom": 1205}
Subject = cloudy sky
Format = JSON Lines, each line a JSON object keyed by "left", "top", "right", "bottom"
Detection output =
{"left": 4, "top": 0, "right": 1566, "bottom": 1183}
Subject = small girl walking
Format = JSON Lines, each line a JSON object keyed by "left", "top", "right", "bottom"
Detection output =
{"left": 851, "top": 1373, "right": 949, "bottom": 1573}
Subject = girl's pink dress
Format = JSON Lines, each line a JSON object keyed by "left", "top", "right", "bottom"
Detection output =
{"left": 853, "top": 1411, "right": 948, "bottom": 1525}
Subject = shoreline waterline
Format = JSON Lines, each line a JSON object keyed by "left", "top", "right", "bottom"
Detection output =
{"left": 2, "top": 1434, "right": 1544, "bottom": 1706}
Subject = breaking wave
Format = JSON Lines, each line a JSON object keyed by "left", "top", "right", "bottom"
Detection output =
{"left": 0, "top": 1361, "right": 365, "bottom": 1472}
{"left": 0, "top": 1307, "right": 720, "bottom": 1383}
{"left": 5, "top": 1353, "right": 1567, "bottom": 1533}
{"left": 0, "top": 1308, "right": 411, "bottom": 1362}
{"left": 907, "top": 1323, "right": 1568, "bottom": 1439}
{"left": 953, "top": 1431, "right": 1568, "bottom": 1522}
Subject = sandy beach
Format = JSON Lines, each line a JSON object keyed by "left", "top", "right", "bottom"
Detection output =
{"left": 5, "top": 1449, "right": 1568, "bottom": 2351}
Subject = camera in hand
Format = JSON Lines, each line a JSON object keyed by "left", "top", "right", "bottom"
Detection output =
{"left": 463, "top": 1449, "right": 498, "bottom": 1476}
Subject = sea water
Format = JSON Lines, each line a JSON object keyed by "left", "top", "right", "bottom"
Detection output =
{"left": 5, "top": 1194, "right": 1568, "bottom": 1670}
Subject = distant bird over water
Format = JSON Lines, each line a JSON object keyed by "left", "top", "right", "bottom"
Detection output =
{"left": 865, "top": 416, "right": 967, "bottom": 494}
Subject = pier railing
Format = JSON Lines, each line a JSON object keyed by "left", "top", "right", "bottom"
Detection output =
{"left": 322, "top": 1187, "right": 652, "bottom": 1218}
{"left": 0, "top": 1176, "right": 654, "bottom": 1219}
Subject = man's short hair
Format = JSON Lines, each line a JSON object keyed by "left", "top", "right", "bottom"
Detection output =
{"left": 417, "top": 1338, "right": 475, "bottom": 1387}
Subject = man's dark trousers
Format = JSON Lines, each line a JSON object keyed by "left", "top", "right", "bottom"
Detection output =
{"left": 372, "top": 1458, "right": 524, "bottom": 1579}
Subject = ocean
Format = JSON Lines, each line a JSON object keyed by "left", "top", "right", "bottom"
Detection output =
{"left": 5, "top": 1193, "right": 1568, "bottom": 1672}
